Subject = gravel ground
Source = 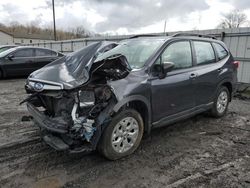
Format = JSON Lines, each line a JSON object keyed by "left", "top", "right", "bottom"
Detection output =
{"left": 0, "top": 78, "right": 249, "bottom": 188}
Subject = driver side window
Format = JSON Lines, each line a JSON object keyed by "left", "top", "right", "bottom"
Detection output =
{"left": 13, "top": 49, "right": 33, "bottom": 58}
{"left": 161, "top": 41, "right": 192, "bottom": 70}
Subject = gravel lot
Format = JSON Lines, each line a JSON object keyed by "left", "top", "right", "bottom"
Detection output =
{"left": 0, "top": 78, "right": 250, "bottom": 188}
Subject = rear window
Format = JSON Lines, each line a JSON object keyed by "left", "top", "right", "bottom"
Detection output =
{"left": 213, "top": 43, "right": 228, "bottom": 60}
{"left": 194, "top": 41, "right": 216, "bottom": 65}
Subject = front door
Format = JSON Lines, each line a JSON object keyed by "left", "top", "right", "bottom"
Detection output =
{"left": 150, "top": 40, "right": 196, "bottom": 122}
{"left": 3, "top": 48, "right": 35, "bottom": 76}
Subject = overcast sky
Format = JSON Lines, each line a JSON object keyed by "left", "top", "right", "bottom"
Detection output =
{"left": 0, "top": 0, "right": 250, "bottom": 35}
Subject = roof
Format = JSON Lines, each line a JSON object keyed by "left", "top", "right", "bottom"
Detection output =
{"left": 127, "top": 34, "right": 220, "bottom": 43}
{"left": 13, "top": 32, "right": 54, "bottom": 40}
{"left": 0, "top": 29, "right": 54, "bottom": 40}
{"left": 12, "top": 46, "right": 56, "bottom": 51}
{"left": 0, "top": 29, "right": 13, "bottom": 36}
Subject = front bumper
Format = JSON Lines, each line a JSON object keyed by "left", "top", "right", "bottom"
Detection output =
{"left": 26, "top": 102, "right": 68, "bottom": 134}
{"left": 27, "top": 102, "right": 94, "bottom": 153}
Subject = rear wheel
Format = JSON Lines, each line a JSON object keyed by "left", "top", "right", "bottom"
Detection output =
{"left": 211, "top": 86, "right": 230, "bottom": 117}
{"left": 98, "top": 108, "right": 144, "bottom": 160}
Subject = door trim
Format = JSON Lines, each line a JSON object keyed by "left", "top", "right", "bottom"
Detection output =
{"left": 152, "top": 102, "right": 213, "bottom": 128}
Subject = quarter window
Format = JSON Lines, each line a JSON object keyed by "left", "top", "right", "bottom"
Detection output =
{"left": 213, "top": 43, "right": 228, "bottom": 60}
{"left": 161, "top": 41, "right": 192, "bottom": 69}
{"left": 193, "top": 41, "right": 215, "bottom": 65}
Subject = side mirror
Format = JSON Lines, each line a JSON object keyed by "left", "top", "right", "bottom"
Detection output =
{"left": 162, "top": 62, "right": 175, "bottom": 73}
{"left": 7, "top": 54, "right": 14, "bottom": 60}
{"left": 152, "top": 61, "right": 175, "bottom": 79}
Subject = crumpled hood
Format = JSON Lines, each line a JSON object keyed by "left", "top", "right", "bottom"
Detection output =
{"left": 28, "top": 42, "right": 116, "bottom": 90}
{"left": 28, "top": 60, "right": 90, "bottom": 89}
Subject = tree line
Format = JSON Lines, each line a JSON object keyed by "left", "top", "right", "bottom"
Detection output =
{"left": 0, "top": 22, "right": 96, "bottom": 40}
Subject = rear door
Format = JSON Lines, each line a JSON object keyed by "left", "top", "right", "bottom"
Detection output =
{"left": 3, "top": 48, "right": 34, "bottom": 76}
{"left": 150, "top": 40, "right": 196, "bottom": 122}
{"left": 191, "top": 40, "right": 220, "bottom": 106}
{"left": 33, "top": 49, "right": 59, "bottom": 71}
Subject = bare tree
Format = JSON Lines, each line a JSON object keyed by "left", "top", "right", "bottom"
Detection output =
{"left": 218, "top": 9, "right": 247, "bottom": 29}
{"left": 0, "top": 22, "right": 92, "bottom": 40}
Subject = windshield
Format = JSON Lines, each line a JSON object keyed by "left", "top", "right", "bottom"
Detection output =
{"left": 0, "top": 46, "right": 14, "bottom": 53}
{"left": 95, "top": 39, "right": 165, "bottom": 69}
{"left": 0, "top": 48, "right": 16, "bottom": 58}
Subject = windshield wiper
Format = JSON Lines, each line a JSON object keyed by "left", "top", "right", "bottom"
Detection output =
{"left": 107, "top": 54, "right": 123, "bottom": 60}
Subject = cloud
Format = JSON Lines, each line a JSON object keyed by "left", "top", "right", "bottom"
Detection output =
{"left": 1, "top": 3, "right": 29, "bottom": 24}
{"left": 45, "top": 0, "right": 209, "bottom": 33}
{"left": 0, "top": 0, "right": 210, "bottom": 33}
{"left": 220, "top": 0, "right": 250, "bottom": 10}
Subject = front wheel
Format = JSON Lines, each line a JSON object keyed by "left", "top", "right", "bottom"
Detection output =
{"left": 98, "top": 108, "right": 144, "bottom": 160}
{"left": 211, "top": 86, "right": 230, "bottom": 117}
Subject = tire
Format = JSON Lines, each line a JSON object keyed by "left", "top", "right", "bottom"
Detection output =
{"left": 0, "top": 69, "right": 3, "bottom": 79}
{"left": 211, "top": 86, "right": 230, "bottom": 118}
{"left": 98, "top": 108, "right": 144, "bottom": 160}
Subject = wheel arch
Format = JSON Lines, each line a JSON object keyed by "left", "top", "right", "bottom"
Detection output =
{"left": 217, "top": 79, "right": 233, "bottom": 101}
{"left": 221, "top": 82, "right": 232, "bottom": 101}
{"left": 112, "top": 95, "right": 152, "bottom": 134}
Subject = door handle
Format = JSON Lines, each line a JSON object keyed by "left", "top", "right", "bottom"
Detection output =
{"left": 217, "top": 68, "right": 222, "bottom": 72}
{"left": 189, "top": 73, "right": 197, "bottom": 78}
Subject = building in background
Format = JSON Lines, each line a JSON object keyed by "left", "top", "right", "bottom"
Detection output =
{"left": 13, "top": 32, "right": 54, "bottom": 44}
{"left": 0, "top": 30, "right": 13, "bottom": 44}
{"left": 0, "top": 30, "right": 54, "bottom": 45}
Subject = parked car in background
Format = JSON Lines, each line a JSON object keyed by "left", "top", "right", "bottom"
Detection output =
{"left": 0, "top": 45, "right": 17, "bottom": 53}
{"left": 0, "top": 46, "right": 64, "bottom": 78}
{"left": 23, "top": 35, "right": 238, "bottom": 160}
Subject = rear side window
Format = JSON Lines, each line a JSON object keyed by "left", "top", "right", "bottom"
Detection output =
{"left": 35, "top": 49, "right": 57, "bottom": 57}
{"left": 161, "top": 41, "right": 192, "bottom": 69}
{"left": 213, "top": 43, "right": 228, "bottom": 60}
{"left": 193, "top": 41, "right": 215, "bottom": 65}
{"left": 13, "top": 49, "right": 33, "bottom": 57}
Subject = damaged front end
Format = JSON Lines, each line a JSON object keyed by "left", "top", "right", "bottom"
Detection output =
{"left": 25, "top": 85, "right": 117, "bottom": 153}
{"left": 23, "top": 41, "right": 131, "bottom": 153}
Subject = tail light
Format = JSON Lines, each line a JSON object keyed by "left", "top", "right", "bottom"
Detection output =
{"left": 233, "top": 61, "right": 239, "bottom": 69}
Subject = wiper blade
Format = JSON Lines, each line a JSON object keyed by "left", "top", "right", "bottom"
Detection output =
{"left": 107, "top": 54, "right": 123, "bottom": 60}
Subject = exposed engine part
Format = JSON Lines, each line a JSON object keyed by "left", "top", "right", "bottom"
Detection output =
{"left": 71, "top": 116, "right": 96, "bottom": 142}
{"left": 90, "top": 56, "right": 130, "bottom": 82}
{"left": 89, "top": 102, "right": 108, "bottom": 118}
{"left": 71, "top": 102, "right": 78, "bottom": 122}
{"left": 81, "top": 119, "right": 95, "bottom": 142}
{"left": 71, "top": 91, "right": 97, "bottom": 142}
{"left": 94, "top": 86, "right": 112, "bottom": 102}
{"left": 79, "top": 90, "right": 95, "bottom": 103}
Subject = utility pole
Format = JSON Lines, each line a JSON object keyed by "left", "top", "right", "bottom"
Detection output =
{"left": 52, "top": 0, "right": 56, "bottom": 41}
{"left": 163, "top": 20, "right": 166, "bottom": 35}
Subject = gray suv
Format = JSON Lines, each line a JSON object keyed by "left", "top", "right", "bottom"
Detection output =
{"left": 23, "top": 33, "right": 238, "bottom": 160}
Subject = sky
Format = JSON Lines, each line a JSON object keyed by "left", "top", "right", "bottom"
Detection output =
{"left": 0, "top": 0, "right": 250, "bottom": 35}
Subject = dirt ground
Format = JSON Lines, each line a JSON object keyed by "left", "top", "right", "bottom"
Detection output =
{"left": 0, "top": 78, "right": 249, "bottom": 188}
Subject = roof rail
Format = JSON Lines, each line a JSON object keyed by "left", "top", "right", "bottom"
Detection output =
{"left": 172, "top": 32, "right": 217, "bottom": 39}
{"left": 129, "top": 34, "right": 161, "bottom": 39}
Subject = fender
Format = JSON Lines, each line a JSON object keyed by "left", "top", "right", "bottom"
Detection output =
{"left": 112, "top": 95, "right": 152, "bottom": 133}
{"left": 214, "top": 77, "right": 234, "bottom": 101}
